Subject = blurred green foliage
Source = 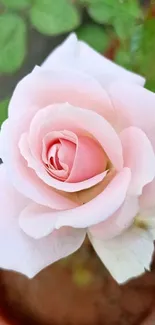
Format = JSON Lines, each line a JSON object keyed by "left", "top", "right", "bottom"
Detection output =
{"left": 29, "top": 0, "right": 80, "bottom": 35}
{"left": 0, "top": 98, "right": 9, "bottom": 125}
{"left": 87, "top": 0, "right": 142, "bottom": 39}
{"left": 1, "top": 0, "right": 31, "bottom": 9}
{"left": 0, "top": 13, "right": 27, "bottom": 73}
{"left": 76, "top": 23, "right": 109, "bottom": 52}
{"left": 0, "top": 0, "right": 155, "bottom": 125}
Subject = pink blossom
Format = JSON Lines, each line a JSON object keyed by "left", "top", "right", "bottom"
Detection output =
{"left": 0, "top": 34, "right": 155, "bottom": 283}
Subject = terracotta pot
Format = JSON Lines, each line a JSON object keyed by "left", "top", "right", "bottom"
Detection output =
{"left": 0, "top": 316, "right": 10, "bottom": 325}
{"left": 0, "top": 243, "right": 155, "bottom": 325}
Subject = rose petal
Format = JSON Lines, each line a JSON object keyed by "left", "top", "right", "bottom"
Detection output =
{"left": 140, "top": 179, "right": 155, "bottom": 210}
{"left": 3, "top": 126, "right": 77, "bottom": 210}
{"left": 55, "top": 168, "right": 131, "bottom": 229}
{"left": 19, "top": 203, "right": 58, "bottom": 239}
{"left": 120, "top": 127, "right": 155, "bottom": 195}
{"left": 42, "top": 33, "right": 78, "bottom": 71}
{"left": 135, "top": 209, "right": 155, "bottom": 239}
{"left": 20, "top": 168, "right": 131, "bottom": 238}
{"left": 8, "top": 67, "right": 113, "bottom": 125}
{"left": 67, "top": 135, "right": 107, "bottom": 183}
{"left": 42, "top": 34, "right": 145, "bottom": 86}
{"left": 42, "top": 130, "right": 77, "bottom": 164}
{"left": 58, "top": 139, "right": 76, "bottom": 173}
{"left": 89, "top": 196, "right": 139, "bottom": 240}
{"left": 76, "top": 167, "right": 116, "bottom": 205}
{"left": 0, "top": 165, "right": 85, "bottom": 277}
{"left": 108, "top": 82, "right": 155, "bottom": 149}
{"left": 26, "top": 103, "right": 123, "bottom": 192}
{"left": 89, "top": 226, "right": 154, "bottom": 283}
{"left": 1, "top": 68, "right": 115, "bottom": 204}
{"left": 19, "top": 131, "right": 108, "bottom": 193}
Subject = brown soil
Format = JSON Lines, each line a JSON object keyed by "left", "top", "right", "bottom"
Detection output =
{"left": 0, "top": 241, "right": 155, "bottom": 325}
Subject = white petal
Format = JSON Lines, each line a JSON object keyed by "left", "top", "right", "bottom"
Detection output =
{"left": 108, "top": 82, "right": 155, "bottom": 148}
{"left": 19, "top": 203, "right": 58, "bottom": 239}
{"left": 120, "top": 127, "right": 155, "bottom": 195}
{"left": 42, "top": 33, "right": 145, "bottom": 87}
{"left": 55, "top": 168, "right": 131, "bottom": 229}
{"left": 42, "top": 34, "right": 78, "bottom": 70}
{"left": 137, "top": 208, "right": 155, "bottom": 239}
{"left": 89, "top": 196, "right": 139, "bottom": 240}
{"left": 140, "top": 178, "right": 155, "bottom": 211}
{"left": 89, "top": 226, "right": 154, "bottom": 283}
{"left": 0, "top": 120, "right": 77, "bottom": 210}
{"left": 0, "top": 164, "right": 85, "bottom": 277}
{"left": 19, "top": 168, "right": 131, "bottom": 238}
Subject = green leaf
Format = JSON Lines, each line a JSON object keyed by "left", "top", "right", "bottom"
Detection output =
{"left": 88, "top": 0, "right": 141, "bottom": 23}
{"left": 78, "top": 0, "right": 103, "bottom": 4}
{"left": 0, "top": 0, "right": 31, "bottom": 10}
{"left": 0, "top": 98, "right": 9, "bottom": 126}
{"left": 0, "top": 14, "right": 27, "bottom": 74}
{"left": 131, "top": 19, "right": 155, "bottom": 80}
{"left": 76, "top": 24, "right": 109, "bottom": 52}
{"left": 29, "top": 0, "right": 80, "bottom": 35}
{"left": 145, "top": 79, "right": 155, "bottom": 93}
{"left": 88, "top": 0, "right": 142, "bottom": 40}
{"left": 115, "top": 48, "right": 132, "bottom": 69}
{"left": 114, "top": 15, "right": 136, "bottom": 40}
{"left": 130, "top": 24, "right": 143, "bottom": 53}
{"left": 88, "top": 1, "right": 114, "bottom": 23}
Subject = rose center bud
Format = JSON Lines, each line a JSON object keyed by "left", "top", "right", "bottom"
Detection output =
{"left": 47, "top": 139, "right": 76, "bottom": 181}
{"left": 42, "top": 131, "right": 108, "bottom": 183}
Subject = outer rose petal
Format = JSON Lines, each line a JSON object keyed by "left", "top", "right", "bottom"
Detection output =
{"left": 120, "top": 127, "right": 155, "bottom": 195}
{"left": 89, "top": 196, "right": 139, "bottom": 240}
{"left": 42, "top": 34, "right": 145, "bottom": 86}
{"left": 8, "top": 67, "right": 113, "bottom": 124}
{"left": 19, "top": 168, "right": 131, "bottom": 239}
{"left": 108, "top": 82, "right": 155, "bottom": 149}
{"left": 0, "top": 164, "right": 86, "bottom": 277}
{"left": 2, "top": 68, "right": 114, "bottom": 203}
{"left": 135, "top": 209, "right": 155, "bottom": 237}
{"left": 0, "top": 120, "right": 78, "bottom": 210}
{"left": 19, "top": 203, "right": 59, "bottom": 239}
{"left": 140, "top": 179, "right": 155, "bottom": 210}
{"left": 89, "top": 226, "right": 154, "bottom": 283}
{"left": 55, "top": 168, "right": 131, "bottom": 229}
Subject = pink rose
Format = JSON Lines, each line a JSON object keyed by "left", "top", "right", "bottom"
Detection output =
{"left": 0, "top": 34, "right": 155, "bottom": 283}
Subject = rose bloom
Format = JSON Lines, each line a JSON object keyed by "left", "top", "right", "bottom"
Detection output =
{"left": 0, "top": 34, "right": 155, "bottom": 283}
